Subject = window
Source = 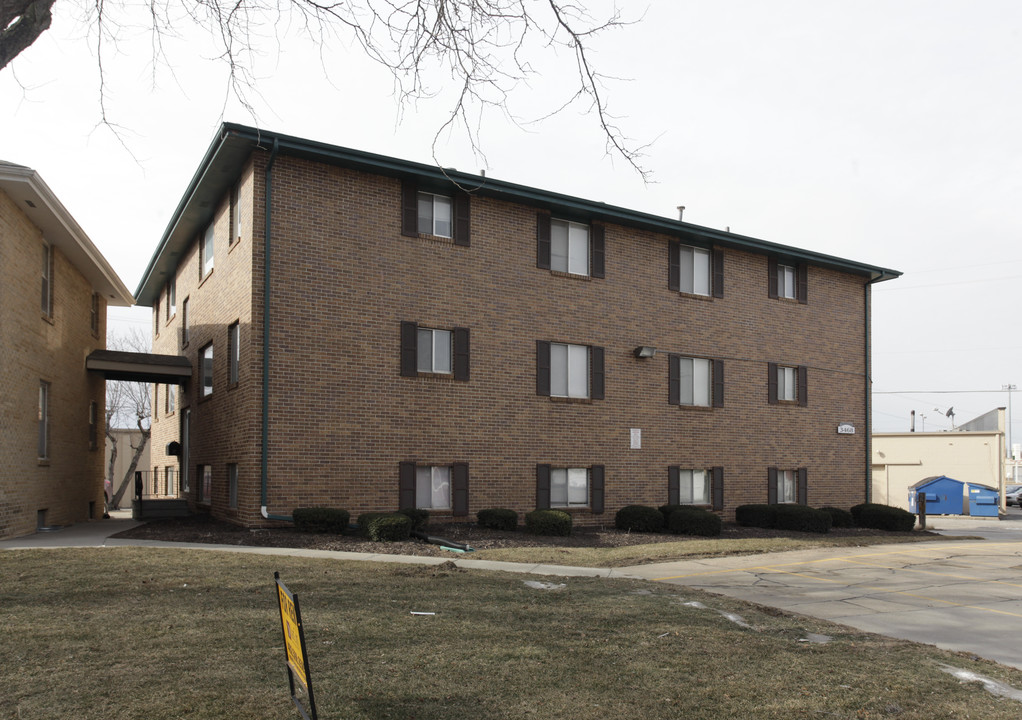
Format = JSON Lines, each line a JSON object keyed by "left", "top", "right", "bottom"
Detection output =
{"left": 401, "top": 179, "right": 470, "bottom": 245}
{"left": 768, "top": 257, "right": 807, "bottom": 303}
{"left": 669, "top": 242, "right": 723, "bottom": 297}
{"left": 400, "top": 322, "right": 470, "bottom": 379}
{"left": 536, "top": 341, "right": 604, "bottom": 400}
{"left": 180, "top": 409, "right": 190, "bottom": 492}
{"left": 181, "top": 298, "right": 190, "bottom": 346}
{"left": 399, "top": 462, "right": 469, "bottom": 515}
{"left": 166, "top": 384, "right": 176, "bottom": 415}
{"left": 536, "top": 464, "right": 605, "bottom": 513}
{"left": 230, "top": 183, "right": 242, "bottom": 246}
{"left": 166, "top": 466, "right": 177, "bottom": 495}
{"left": 228, "top": 463, "right": 238, "bottom": 509}
{"left": 668, "top": 356, "right": 723, "bottom": 408}
{"left": 417, "top": 327, "right": 451, "bottom": 374}
{"left": 536, "top": 214, "right": 605, "bottom": 278}
{"left": 669, "top": 466, "right": 724, "bottom": 510}
{"left": 201, "top": 344, "right": 213, "bottom": 397}
{"left": 90, "top": 293, "right": 100, "bottom": 335}
{"left": 228, "top": 322, "right": 240, "bottom": 385}
{"left": 153, "top": 384, "right": 159, "bottom": 420}
{"left": 167, "top": 279, "right": 176, "bottom": 318}
{"left": 198, "top": 464, "right": 212, "bottom": 503}
{"left": 417, "top": 192, "right": 453, "bottom": 237}
{"left": 768, "top": 363, "right": 807, "bottom": 406}
{"left": 38, "top": 381, "right": 49, "bottom": 458}
{"left": 41, "top": 243, "right": 52, "bottom": 316}
{"left": 201, "top": 223, "right": 215, "bottom": 278}
{"left": 769, "top": 467, "right": 807, "bottom": 505}
{"left": 88, "top": 401, "right": 98, "bottom": 450}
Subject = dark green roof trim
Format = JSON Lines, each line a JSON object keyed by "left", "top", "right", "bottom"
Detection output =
{"left": 135, "top": 123, "right": 901, "bottom": 304}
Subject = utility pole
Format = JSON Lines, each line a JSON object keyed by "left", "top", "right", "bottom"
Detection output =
{"left": 1004, "top": 384, "right": 1017, "bottom": 484}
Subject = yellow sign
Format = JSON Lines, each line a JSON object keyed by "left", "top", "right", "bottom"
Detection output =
{"left": 277, "top": 582, "right": 308, "bottom": 690}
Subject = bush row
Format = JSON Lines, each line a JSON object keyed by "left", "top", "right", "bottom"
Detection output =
{"left": 735, "top": 502, "right": 916, "bottom": 533}
{"left": 613, "top": 504, "right": 722, "bottom": 537}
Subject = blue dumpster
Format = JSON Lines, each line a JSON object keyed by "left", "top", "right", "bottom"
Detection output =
{"left": 908, "top": 476, "right": 965, "bottom": 515}
{"left": 967, "top": 484, "right": 999, "bottom": 517}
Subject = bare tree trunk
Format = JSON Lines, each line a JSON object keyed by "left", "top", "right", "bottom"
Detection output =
{"left": 105, "top": 424, "right": 119, "bottom": 510}
{"left": 0, "top": 0, "right": 56, "bottom": 70}
{"left": 112, "top": 421, "right": 151, "bottom": 508}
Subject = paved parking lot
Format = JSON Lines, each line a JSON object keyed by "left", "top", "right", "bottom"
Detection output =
{"left": 623, "top": 536, "right": 1022, "bottom": 669}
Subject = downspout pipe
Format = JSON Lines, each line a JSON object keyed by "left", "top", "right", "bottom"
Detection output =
{"left": 260, "top": 138, "right": 291, "bottom": 522}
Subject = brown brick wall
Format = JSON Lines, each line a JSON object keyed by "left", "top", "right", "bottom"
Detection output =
{"left": 0, "top": 189, "right": 106, "bottom": 538}
{"left": 152, "top": 151, "right": 871, "bottom": 527}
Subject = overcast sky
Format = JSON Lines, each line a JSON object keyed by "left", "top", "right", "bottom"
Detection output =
{"left": 3, "top": 1, "right": 1020, "bottom": 441}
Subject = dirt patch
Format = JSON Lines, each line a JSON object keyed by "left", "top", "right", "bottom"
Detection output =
{"left": 111, "top": 515, "right": 930, "bottom": 558}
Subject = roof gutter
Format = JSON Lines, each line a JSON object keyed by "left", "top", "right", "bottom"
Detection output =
{"left": 259, "top": 138, "right": 290, "bottom": 522}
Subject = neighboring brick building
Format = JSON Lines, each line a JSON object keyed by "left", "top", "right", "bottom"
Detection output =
{"left": 0, "top": 161, "right": 134, "bottom": 539}
{"left": 137, "top": 124, "right": 900, "bottom": 528}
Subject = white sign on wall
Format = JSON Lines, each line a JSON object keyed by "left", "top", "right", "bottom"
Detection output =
{"left": 630, "top": 428, "right": 642, "bottom": 449}
{"left": 837, "top": 423, "right": 856, "bottom": 435}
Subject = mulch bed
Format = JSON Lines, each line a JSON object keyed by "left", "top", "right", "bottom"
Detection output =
{"left": 111, "top": 515, "right": 930, "bottom": 559}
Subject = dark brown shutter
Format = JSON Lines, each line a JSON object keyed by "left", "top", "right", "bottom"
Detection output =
{"left": 453, "top": 328, "right": 470, "bottom": 381}
{"left": 712, "top": 359, "right": 724, "bottom": 408}
{"left": 712, "top": 247, "right": 724, "bottom": 298}
{"left": 401, "top": 179, "right": 418, "bottom": 237}
{"left": 669, "top": 241, "right": 681, "bottom": 291}
{"left": 767, "top": 362, "right": 778, "bottom": 404}
{"left": 590, "top": 465, "right": 605, "bottom": 514}
{"left": 767, "top": 467, "right": 778, "bottom": 504}
{"left": 399, "top": 462, "right": 416, "bottom": 509}
{"left": 537, "top": 212, "right": 551, "bottom": 269}
{"left": 668, "top": 355, "right": 680, "bottom": 405}
{"left": 536, "top": 341, "right": 551, "bottom": 396}
{"left": 590, "top": 224, "right": 605, "bottom": 278}
{"left": 768, "top": 256, "right": 778, "bottom": 298}
{"left": 668, "top": 466, "right": 680, "bottom": 505}
{"left": 797, "top": 468, "right": 808, "bottom": 506}
{"left": 796, "top": 263, "right": 808, "bottom": 304}
{"left": 452, "top": 463, "right": 469, "bottom": 516}
{"left": 711, "top": 467, "right": 724, "bottom": 511}
{"left": 590, "top": 346, "right": 605, "bottom": 400}
{"left": 400, "top": 321, "right": 418, "bottom": 377}
{"left": 453, "top": 192, "right": 471, "bottom": 246}
{"left": 798, "top": 365, "right": 808, "bottom": 407}
{"left": 536, "top": 464, "right": 551, "bottom": 509}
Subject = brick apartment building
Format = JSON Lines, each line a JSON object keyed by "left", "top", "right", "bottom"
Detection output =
{"left": 137, "top": 124, "right": 900, "bottom": 527}
{"left": 0, "top": 161, "right": 134, "bottom": 539}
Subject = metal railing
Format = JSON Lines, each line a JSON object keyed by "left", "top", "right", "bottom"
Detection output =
{"left": 133, "top": 469, "right": 180, "bottom": 500}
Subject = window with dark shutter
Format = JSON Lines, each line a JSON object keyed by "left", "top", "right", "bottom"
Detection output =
{"left": 399, "top": 462, "right": 416, "bottom": 508}
{"left": 798, "top": 365, "right": 808, "bottom": 407}
{"left": 536, "top": 212, "right": 552, "bottom": 269}
{"left": 796, "top": 264, "right": 808, "bottom": 304}
{"left": 401, "top": 179, "right": 418, "bottom": 237}
{"left": 767, "top": 467, "right": 778, "bottom": 504}
{"left": 536, "top": 464, "right": 551, "bottom": 509}
{"left": 453, "top": 192, "right": 471, "bottom": 246}
{"left": 590, "top": 346, "right": 605, "bottom": 400}
{"left": 590, "top": 225, "right": 605, "bottom": 278}
{"left": 452, "top": 463, "right": 469, "bottom": 516}
{"left": 536, "top": 341, "right": 551, "bottom": 396}
{"left": 712, "top": 248, "right": 724, "bottom": 298}
{"left": 768, "top": 257, "right": 779, "bottom": 298}
{"left": 668, "top": 466, "right": 680, "bottom": 505}
{"left": 400, "top": 322, "right": 418, "bottom": 377}
{"left": 712, "top": 360, "right": 724, "bottom": 408}
{"left": 668, "top": 241, "right": 681, "bottom": 291}
{"left": 590, "top": 465, "right": 605, "bottom": 514}
{"left": 797, "top": 468, "right": 808, "bottom": 505}
{"left": 668, "top": 355, "right": 681, "bottom": 405}
{"left": 453, "top": 328, "right": 470, "bottom": 381}
{"left": 711, "top": 467, "right": 724, "bottom": 511}
{"left": 768, "top": 362, "right": 778, "bottom": 404}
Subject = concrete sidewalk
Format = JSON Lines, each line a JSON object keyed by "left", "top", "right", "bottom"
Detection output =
{"left": 4, "top": 513, "right": 1022, "bottom": 670}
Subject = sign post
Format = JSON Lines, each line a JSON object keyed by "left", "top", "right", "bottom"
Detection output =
{"left": 275, "top": 572, "right": 318, "bottom": 720}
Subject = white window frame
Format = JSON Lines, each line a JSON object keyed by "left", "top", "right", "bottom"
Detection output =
{"left": 415, "top": 465, "right": 452, "bottom": 509}
{"left": 41, "top": 243, "right": 52, "bottom": 316}
{"left": 181, "top": 298, "right": 190, "bottom": 345}
{"left": 201, "top": 223, "right": 215, "bottom": 277}
{"left": 228, "top": 322, "right": 240, "bottom": 385}
{"left": 550, "top": 219, "right": 590, "bottom": 276}
{"left": 550, "top": 343, "right": 589, "bottom": 399}
{"left": 777, "top": 365, "right": 797, "bottom": 402}
{"left": 678, "top": 469, "right": 710, "bottom": 504}
{"left": 38, "top": 381, "right": 49, "bottom": 459}
{"left": 678, "top": 357, "right": 712, "bottom": 407}
{"left": 166, "top": 466, "right": 177, "bottom": 495}
{"left": 417, "top": 192, "right": 453, "bottom": 238}
{"left": 778, "top": 469, "right": 797, "bottom": 503}
{"left": 201, "top": 344, "right": 213, "bottom": 397}
{"left": 167, "top": 279, "right": 176, "bottom": 319}
{"left": 166, "top": 384, "right": 176, "bottom": 415}
{"left": 551, "top": 467, "right": 589, "bottom": 508}
{"left": 416, "top": 327, "right": 452, "bottom": 374}
{"left": 678, "top": 245, "right": 711, "bottom": 296}
{"left": 231, "top": 183, "right": 242, "bottom": 245}
{"left": 778, "top": 264, "right": 796, "bottom": 299}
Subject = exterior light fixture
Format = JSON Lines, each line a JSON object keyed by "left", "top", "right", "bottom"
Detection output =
{"left": 633, "top": 346, "right": 657, "bottom": 359}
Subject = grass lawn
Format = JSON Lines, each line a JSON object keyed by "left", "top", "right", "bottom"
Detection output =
{"left": 3, "top": 547, "right": 1021, "bottom": 720}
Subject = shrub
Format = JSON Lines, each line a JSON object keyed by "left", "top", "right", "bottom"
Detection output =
{"left": 476, "top": 508, "right": 519, "bottom": 531}
{"left": 735, "top": 504, "right": 778, "bottom": 529}
{"left": 291, "top": 507, "right": 350, "bottom": 534}
{"left": 397, "top": 507, "right": 429, "bottom": 531}
{"left": 773, "top": 505, "right": 832, "bottom": 534}
{"left": 615, "top": 505, "right": 665, "bottom": 533}
{"left": 819, "top": 506, "right": 854, "bottom": 528}
{"left": 851, "top": 503, "right": 917, "bottom": 532}
{"left": 657, "top": 504, "right": 687, "bottom": 523}
{"left": 357, "top": 512, "right": 413, "bottom": 541}
{"left": 525, "top": 509, "right": 572, "bottom": 536}
{"left": 666, "top": 506, "right": 722, "bottom": 537}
